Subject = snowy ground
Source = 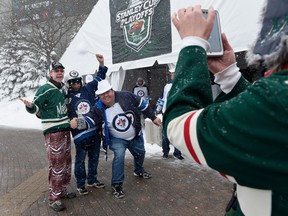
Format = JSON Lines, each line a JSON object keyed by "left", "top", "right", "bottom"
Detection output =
{"left": 0, "top": 98, "right": 163, "bottom": 157}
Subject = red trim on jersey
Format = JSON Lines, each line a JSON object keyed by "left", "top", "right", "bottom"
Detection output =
{"left": 184, "top": 112, "right": 201, "bottom": 164}
{"left": 184, "top": 112, "right": 228, "bottom": 179}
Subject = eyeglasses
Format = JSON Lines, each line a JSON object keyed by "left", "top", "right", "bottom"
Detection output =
{"left": 69, "top": 79, "right": 82, "bottom": 85}
{"left": 99, "top": 89, "right": 112, "bottom": 96}
{"left": 54, "top": 69, "right": 64, "bottom": 73}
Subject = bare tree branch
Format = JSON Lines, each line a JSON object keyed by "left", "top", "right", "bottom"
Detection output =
{"left": 1, "top": 0, "right": 98, "bottom": 66}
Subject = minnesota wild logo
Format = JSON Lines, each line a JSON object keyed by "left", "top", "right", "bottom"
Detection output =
{"left": 115, "top": 0, "right": 161, "bottom": 52}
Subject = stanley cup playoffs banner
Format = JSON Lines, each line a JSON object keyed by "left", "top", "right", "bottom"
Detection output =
{"left": 110, "top": 0, "right": 172, "bottom": 64}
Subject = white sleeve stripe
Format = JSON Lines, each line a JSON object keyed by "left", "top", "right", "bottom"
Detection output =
{"left": 183, "top": 109, "right": 208, "bottom": 166}
{"left": 32, "top": 87, "right": 57, "bottom": 103}
{"left": 138, "top": 98, "right": 148, "bottom": 111}
{"left": 167, "top": 112, "right": 195, "bottom": 161}
{"left": 86, "top": 116, "right": 95, "bottom": 128}
{"left": 186, "top": 111, "right": 237, "bottom": 180}
{"left": 168, "top": 110, "right": 237, "bottom": 181}
{"left": 167, "top": 109, "right": 207, "bottom": 166}
{"left": 29, "top": 105, "right": 39, "bottom": 115}
{"left": 184, "top": 110, "right": 234, "bottom": 181}
{"left": 237, "top": 185, "right": 272, "bottom": 216}
{"left": 226, "top": 175, "right": 236, "bottom": 183}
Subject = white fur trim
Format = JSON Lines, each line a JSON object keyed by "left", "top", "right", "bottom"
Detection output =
{"left": 245, "top": 1, "right": 288, "bottom": 68}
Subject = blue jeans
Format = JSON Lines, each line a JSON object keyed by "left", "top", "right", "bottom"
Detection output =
{"left": 162, "top": 130, "right": 182, "bottom": 157}
{"left": 109, "top": 134, "right": 146, "bottom": 185}
{"left": 74, "top": 136, "right": 101, "bottom": 188}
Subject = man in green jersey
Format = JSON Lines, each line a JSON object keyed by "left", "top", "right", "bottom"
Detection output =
{"left": 20, "top": 62, "right": 76, "bottom": 212}
{"left": 164, "top": 4, "right": 288, "bottom": 216}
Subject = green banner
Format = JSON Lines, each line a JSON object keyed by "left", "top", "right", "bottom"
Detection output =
{"left": 110, "top": 0, "right": 172, "bottom": 64}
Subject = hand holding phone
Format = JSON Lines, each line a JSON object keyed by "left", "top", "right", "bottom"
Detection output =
{"left": 208, "top": 33, "right": 236, "bottom": 74}
{"left": 202, "top": 10, "right": 223, "bottom": 57}
{"left": 172, "top": 7, "right": 223, "bottom": 56}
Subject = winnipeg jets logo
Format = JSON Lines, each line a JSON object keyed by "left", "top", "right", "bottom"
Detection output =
{"left": 137, "top": 90, "right": 145, "bottom": 97}
{"left": 115, "top": 0, "right": 161, "bottom": 52}
{"left": 76, "top": 101, "right": 90, "bottom": 114}
{"left": 69, "top": 70, "right": 79, "bottom": 78}
{"left": 113, "top": 112, "right": 135, "bottom": 132}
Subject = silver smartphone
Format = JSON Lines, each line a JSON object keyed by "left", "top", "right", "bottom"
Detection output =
{"left": 202, "top": 10, "right": 223, "bottom": 57}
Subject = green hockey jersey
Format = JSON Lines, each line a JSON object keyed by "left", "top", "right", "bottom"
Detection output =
{"left": 27, "top": 81, "right": 70, "bottom": 134}
{"left": 164, "top": 46, "right": 288, "bottom": 216}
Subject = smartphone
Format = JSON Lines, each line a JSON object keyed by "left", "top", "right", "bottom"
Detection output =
{"left": 202, "top": 10, "right": 223, "bottom": 57}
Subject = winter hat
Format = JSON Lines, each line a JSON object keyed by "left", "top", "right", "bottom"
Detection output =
{"left": 51, "top": 62, "right": 65, "bottom": 70}
{"left": 137, "top": 77, "right": 144, "bottom": 82}
{"left": 64, "top": 70, "right": 82, "bottom": 88}
{"left": 96, "top": 79, "right": 113, "bottom": 95}
{"left": 66, "top": 70, "right": 81, "bottom": 80}
{"left": 246, "top": 0, "right": 288, "bottom": 68}
{"left": 136, "top": 77, "right": 145, "bottom": 86}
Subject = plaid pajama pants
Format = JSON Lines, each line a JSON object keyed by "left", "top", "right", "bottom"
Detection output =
{"left": 45, "top": 130, "right": 72, "bottom": 202}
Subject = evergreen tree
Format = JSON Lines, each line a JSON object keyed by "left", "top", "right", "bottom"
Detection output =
{"left": 0, "top": 0, "right": 100, "bottom": 102}
{"left": 0, "top": 32, "right": 47, "bottom": 102}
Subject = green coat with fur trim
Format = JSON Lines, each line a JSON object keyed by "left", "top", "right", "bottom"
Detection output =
{"left": 163, "top": 45, "right": 288, "bottom": 216}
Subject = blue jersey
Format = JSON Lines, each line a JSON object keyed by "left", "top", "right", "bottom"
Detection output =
{"left": 67, "top": 66, "right": 107, "bottom": 144}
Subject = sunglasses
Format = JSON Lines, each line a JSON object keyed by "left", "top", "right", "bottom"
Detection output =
{"left": 69, "top": 79, "right": 82, "bottom": 85}
{"left": 54, "top": 69, "right": 64, "bottom": 73}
